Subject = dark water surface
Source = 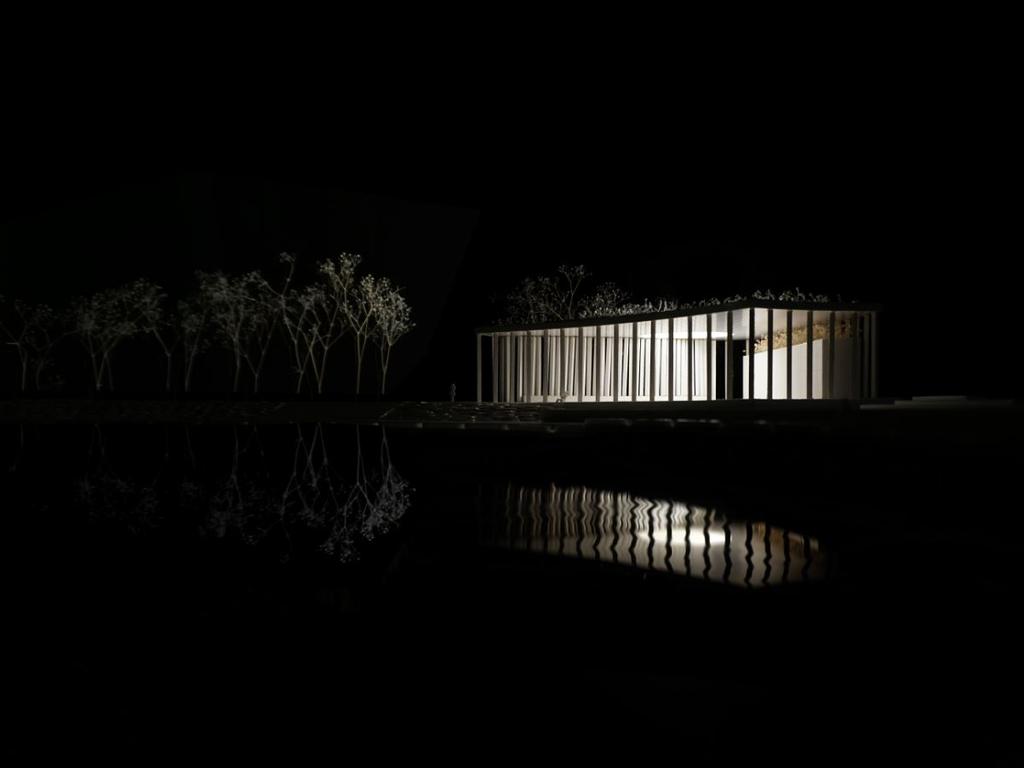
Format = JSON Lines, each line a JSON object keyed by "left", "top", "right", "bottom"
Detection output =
{"left": 3, "top": 422, "right": 1020, "bottom": 761}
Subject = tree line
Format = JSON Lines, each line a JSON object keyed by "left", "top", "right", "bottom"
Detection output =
{"left": 497, "top": 264, "right": 705, "bottom": 326}
{"left": 0, "top": 252, "right": 413, "bottom": 396}
{"left": 497, "top": 264, "right": 833, "bottom": 326}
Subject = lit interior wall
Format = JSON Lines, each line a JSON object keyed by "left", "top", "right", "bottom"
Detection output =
{"left": 743, "top": 338, "right": 825, "bottom": 399}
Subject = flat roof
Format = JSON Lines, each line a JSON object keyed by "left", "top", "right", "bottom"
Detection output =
{"left": 476, "top": 298, "right": 881, "bottom": 335}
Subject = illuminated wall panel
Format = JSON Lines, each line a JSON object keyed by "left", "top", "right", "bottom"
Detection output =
{"left": 478, "top": 306, "right": 877, "bottom": 403}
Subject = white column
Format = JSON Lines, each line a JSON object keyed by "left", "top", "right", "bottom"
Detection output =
{"left": 870, "top": 312, "right": 879, "bottom": 398}
{"left": 747, "top": 308, "right": 755, "bottom": 400}
{"left": 631, "top": 322, "right": 638, "bottom": 403}
{"left": 492, "top": 335, "right": 498, "bottom": 402}
{"left": 786, "top": 310, "right": 793, "bottom": 400}
{"left": 524, "top": 333, "right": 533, "bottom": 403}
{"left": 476, "top": 333, "right": 482, "bottom": 403}
{"left": 827, "top": 311, "right": 836, "bottom": 399}
{"left": 505, "top": 332, "right": 512, "bottom": 403}
{"left": 577, "top": 326, "right": 584, "bottom": 403}
{"left": 543, "top": 333, "right": 550, "bottom": 404}
{"left": 559, "top": 328, "right": 566, "bottom": 401}
{"left": 668, "top": 317, "right": 675, "bottom": 402}
{"left": 806, "top": 310, "right": 813, "bottom": 400}
{"left": 649, "top": 320, "right": 656, "bottom": 402}
{"left": 687, "top": 315, "right": 693, "bottom": 401}
{"left": 726, "top": 311, "right": 733, "bottom": 400}
{"left": 705, "top": 313, "right": 712, "bottom": 401}
{"left": 852, "top": 313, "right": 861, "bottom": 399}
{"left": 613, "top": 324, "right": 620, "bottom": 402}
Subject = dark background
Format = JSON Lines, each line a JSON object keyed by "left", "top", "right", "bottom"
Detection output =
{"left": 2, "top": 38, "right": 1017, "bottom": 400}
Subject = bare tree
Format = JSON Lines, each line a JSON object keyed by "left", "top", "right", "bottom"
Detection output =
{"left": 242, "top": 275, "right": 284, "bottom": 394}
{"left": 199, "top": 270, "right": 280, "bottom": 393}
{"left": 278, "top": 281, "right": 345, "bottom": 396}
{"left": 0, "top": 296, "right": 69, "bottom": 392}
{"left": 265, "top": 253, "right": 345, "bottom": 395}
{"left": 178, "top": 293, "right": 210, "bottom": 393}
{"left": 265, "top": 254, "right": 307, "bottom": 393}
{"left": 578, "top": 282, "right": 633, "bottom": 319}
{"left": 199, "top": 271, "right": 247, "bottom": 393}
{"left": 307, "top": 283, "right": 349, "bottom": 395}
{"left": 0, "top": 294, "right": 30, "bottom": 391}
{"left": 366, "top": 276, "right": 414, "bottom": 395}
{"left": 284, "top": 285, "right": 326, "bottom": 394}
{"left": 72, "top": 279, "right": 158, "bottom": 391}
{"left": 500, "top": 264, "right": 590, "bottom": 324}
{"left": 321, "top": 253, "right": 375, "bottom": 395}
{"left": 29, "top": 305, "right": 69, "bottom": 390}
{"left": 498, "top": 266, "right": 665, "bottom": 325}
{"left": 134, "top": 281, "right": 177, "bottom": 392}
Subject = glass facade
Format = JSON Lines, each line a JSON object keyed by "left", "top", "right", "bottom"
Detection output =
{"left": 478, "top": 303, "right": 878, "bottom": 404}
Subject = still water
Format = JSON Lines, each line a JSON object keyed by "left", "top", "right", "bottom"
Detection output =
{"left": 2, "top": 423, "right": 1019, "bottom": 761}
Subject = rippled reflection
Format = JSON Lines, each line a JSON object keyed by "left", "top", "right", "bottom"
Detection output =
{"left": 484, "top": 483, "right": 828, "bottom": 587}
{"left": 66, "top": 424, "right": 412, "bottom": 562}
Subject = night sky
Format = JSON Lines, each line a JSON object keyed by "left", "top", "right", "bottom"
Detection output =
{"left": 2, "top": 60, "right": 1016, "bottom": 400}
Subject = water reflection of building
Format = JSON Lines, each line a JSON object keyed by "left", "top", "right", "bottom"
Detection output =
{"left": 483, "top": 483, "right": 828, "bottom": 587}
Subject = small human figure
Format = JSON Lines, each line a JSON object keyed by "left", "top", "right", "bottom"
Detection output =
{"left": 449, "top": 382, "right": 456, "bottom": 402}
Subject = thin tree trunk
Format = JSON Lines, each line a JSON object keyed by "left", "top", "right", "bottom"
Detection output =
{"left": 317, "top": 342, "right": 330, "bottom": 396}
{"left": 184, "top": 347, "right": 197, "bottom": 392}
{"left": 105, "top": 354, "right": 115, "bottom": 391}
{"left": 254, "top": 341, "right": 273, "bottom": 395}
{"left": 93, "top": 355, "right": 101, "bottom": 390}
{"left": 308, "top": 342, "right": 324, "bottom": 396}
{"left": 33, "top": 357, "right": 46, "bottom": 390}
{"left": 233, "top": 349, "right": 242, "bottom": 393}
{"left": 86, "top": 338, "right": 101, "bottom": 391}
{"left": 295, "top": 335, "right": 317, "bottom": 395}
{"left": 291, "top": 340, "right": 305, "bottom": 394}
{"left": 353, "top": 337, "right": 365, "bottom": 395}
{"left": 165, "top": 352, "right": 173, "bottom": 393}
{"left": 379, "top": 344, "right": 391, "bottom": 395}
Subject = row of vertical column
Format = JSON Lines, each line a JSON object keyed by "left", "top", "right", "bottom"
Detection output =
{"left": 741, "top": 310, "right": 878, "bottom": 400}
{"left": 477, "top": 310, "right": 878, "bottom": 403}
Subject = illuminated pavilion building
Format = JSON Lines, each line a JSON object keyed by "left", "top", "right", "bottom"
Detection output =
{"left": 475, "top": 299, "right": 878, "bottom": 403}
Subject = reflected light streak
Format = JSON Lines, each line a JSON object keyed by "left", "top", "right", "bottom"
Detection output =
{"left": 645, "top": 528, "right": 727, "bottom": 547}
{"left": 486, "top": 482, "right": 829, "bottom": 588}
